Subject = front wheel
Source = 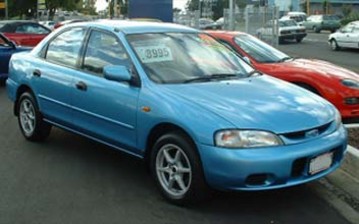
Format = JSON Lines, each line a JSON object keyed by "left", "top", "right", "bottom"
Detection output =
{"left": 330, "top": 39, "right": 340, "bottom": 51}
{"left": 296, "top": 37, "right": 303, "bottom": 43}
{"left": 17, "top": 92, "right": 52, "bottom": 141}
{"left": 150, "top": 132, "right": 209, "bottom": 205}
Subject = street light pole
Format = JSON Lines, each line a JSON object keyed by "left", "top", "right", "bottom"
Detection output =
{"left": 5, "top": 0, "right": 8, "bottom": 19}
{"left": 229, "top": 0, "right": 234, "bottom": 30}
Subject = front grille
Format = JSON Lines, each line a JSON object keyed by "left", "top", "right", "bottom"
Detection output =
{"left": 282, "top": 122, "right": 332, "bottom": 140}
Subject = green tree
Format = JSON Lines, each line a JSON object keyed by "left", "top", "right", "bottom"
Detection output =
{"left": 46, "top": 0, "right": 81, "bottom": 19}
{"left": 342, "top": 4, "right": 352, "bottom": 18}
{"left": 322, "top": 0, "right": 330, "bottom": 14}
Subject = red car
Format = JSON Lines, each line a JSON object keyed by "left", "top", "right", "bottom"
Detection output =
{"left": 208, "top": 31, "right": 359, "bottom": 123}
{"left": 0, "top": 21, "right": 51, "bottom": 47}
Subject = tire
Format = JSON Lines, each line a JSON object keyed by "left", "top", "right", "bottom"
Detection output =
{"left": 150, "top": 132, "right": 209, "bottom": 205}
{"left": 296, "top": 37, "right": 303, "bottom": 43}
{"left": 313, "top": 26, "right": 320, "bottom": 33}
{"left": 17, "top": 92, "right": 52, "bottom": 141}
{"left": 330, "top": 39, "right": 340, "bottom": 51}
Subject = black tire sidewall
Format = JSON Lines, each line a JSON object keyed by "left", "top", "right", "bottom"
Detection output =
{"left": 17, "top": 92, "right": 50, "bottom": 141}
{"left": 150, "top": 132, "right": 208, "bottom": 205}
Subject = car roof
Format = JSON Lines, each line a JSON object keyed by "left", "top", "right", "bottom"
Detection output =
{"left": 65, "top": 20, "right": 198, "bottom": 34}
{"left": 206, "top": 30, "right": 247, "bottom": 37}
{"left": 349, "top": 21, "right": 359, "bottom": 25}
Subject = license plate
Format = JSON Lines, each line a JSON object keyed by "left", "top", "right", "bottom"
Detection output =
{"left": 309, "top": 152, "right": 333, "bottom": 175}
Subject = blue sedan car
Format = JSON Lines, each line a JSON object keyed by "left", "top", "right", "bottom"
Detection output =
{"left": 0, "top": 33, "right": 31, "bottom": 83}
{"left": 6, "top": 21, "right": 347, "bottom": 205}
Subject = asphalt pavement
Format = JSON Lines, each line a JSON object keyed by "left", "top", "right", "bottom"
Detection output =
{"left": 0, "top": 84, "right": 351, "bottom": 223}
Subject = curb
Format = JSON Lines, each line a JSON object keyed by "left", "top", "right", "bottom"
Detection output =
{"left": 317, "top": 145, "right": 359, "bottom": 224}
{"left": 341, "top": 145, "right": 359, "bottom": 181}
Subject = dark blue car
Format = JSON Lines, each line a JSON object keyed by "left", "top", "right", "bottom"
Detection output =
{"left": 0, "top": 33, "right": 31, "bottom": 83}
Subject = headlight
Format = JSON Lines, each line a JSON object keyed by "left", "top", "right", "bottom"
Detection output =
{"left": 334, "top": 110, "right": 342, "bottom": 129}
{"left": 341, "top": 79, "right": 359, "bottom": 90}
{"left": 215, "top": 130, "right": 283, "bottom": 148}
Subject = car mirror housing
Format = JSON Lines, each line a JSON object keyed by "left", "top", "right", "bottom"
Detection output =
{"left": 104, "top": 65, "right": 132, "bottom": 82}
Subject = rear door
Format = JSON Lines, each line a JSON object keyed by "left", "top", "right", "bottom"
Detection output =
{"left": 31, "top": 27, "right": 88, "bottom": 126}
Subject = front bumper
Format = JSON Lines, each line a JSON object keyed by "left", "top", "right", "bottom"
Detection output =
{"left": 280, "top": 33, "right": 307, "bottom": 40}
{"left": 197, "top": 125, "right": 347, "bottom": 191}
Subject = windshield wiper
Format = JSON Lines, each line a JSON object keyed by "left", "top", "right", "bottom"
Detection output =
{"left": 248, "top": 70, "right": 262, "bottom": 77}
{"left": 184, "top": 73, "right": 239, "bottom": 83}
{"left": 277, "top": 56, "right": 293, "bottom": 63}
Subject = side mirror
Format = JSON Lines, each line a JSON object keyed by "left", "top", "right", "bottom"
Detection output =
{"left": 104, "top": 65, "right": 132, "bottom": 82}
{"left": 8, "top": 40, "right": 17, "bottom": 49}
{"left": 243, "top": 56, "right": 252, "bottom": 65}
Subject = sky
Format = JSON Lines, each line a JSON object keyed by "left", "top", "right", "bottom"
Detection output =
{"left": 95, "top": 0, "right": 187, "bottom": 11}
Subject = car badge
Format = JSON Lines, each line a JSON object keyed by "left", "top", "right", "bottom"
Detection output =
{"left": 305, "top": 129, "right": 319, "bottom": 138}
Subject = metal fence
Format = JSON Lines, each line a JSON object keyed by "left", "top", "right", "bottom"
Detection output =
{"left": 174, "top": 6, "right": 280, "bottom": 47}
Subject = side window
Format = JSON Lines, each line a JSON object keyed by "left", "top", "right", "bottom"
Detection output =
{"left": 15, "top": 25, "right": 27, "bottom": 33}
{"left": 218, "top": 39, "right": 243, "bottom": 56}
{"left": 83, "top": 30, "right": 130, "bottom": 76}
{"left": 353, "top": 26, "right": 359, "bottom": 33}
{"left": 29, "top": 24, "right": 50, "bottom": 34}
{"left": 46, "top": 27, "right": 86, "bottom": 68}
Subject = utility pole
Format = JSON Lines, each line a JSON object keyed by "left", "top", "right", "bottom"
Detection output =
{"left": 114, "top": 0, "right": 117, "bottom": 18}
{"left": 5, "top": 0, "right": 8, "bottom": 19}
{"left": 229, "top": 0, "right": 234, "bottom": 30}
{"left": 307, "top": 0, "right": 310, "bottom": 15}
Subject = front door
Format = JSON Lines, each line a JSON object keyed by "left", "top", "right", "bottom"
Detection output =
{"left": 71, "top": 29, "right": 140, "bottom": 151}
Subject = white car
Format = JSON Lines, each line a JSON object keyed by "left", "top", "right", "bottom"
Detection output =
{"left": 329, "top": 21, "right": 359, "bottom": 51}
{"left": 257, "top": 19, "right": 307, "bottom": 43}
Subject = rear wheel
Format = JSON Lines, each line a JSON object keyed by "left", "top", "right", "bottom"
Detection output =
{"left": 17, "top": 92, "right": 51, "bottom": 141}
{"left": 150, "top": 132, "right": 209, "bottom": 205}
{"left": 296, "top": 37, "right": 303, "bottom": 43}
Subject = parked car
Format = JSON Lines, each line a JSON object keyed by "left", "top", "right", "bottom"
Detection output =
{"left": 328, "top": 21, "right": 359, "bottom": 51}
{"left": 199, "top": 18, "right": 221, "bottom": 30}
{"left": 7, "top": 21, "right": 347, "bottom": 204}
{"left": 39, "top": 20, "right": 56, "bottom": 30}
{"left": 303, "top": 15, "right": 341, "bottom": 33}
{"left": 54, "top": 19, "right": 88, "bottom": 29}
{"left": 0, "top": 20, "right": 51, "bottom": 46}
{"left": 208, "top": 30, "right": 359, "bottom": 123}
{"left": 257, "top": 19, "right": 307, "bottom": 43}
{"left": 281, "top": 12, "right": 307, "bottom": 26}
{"left": 0, "top": 33, "right": 31, "bottom": 83}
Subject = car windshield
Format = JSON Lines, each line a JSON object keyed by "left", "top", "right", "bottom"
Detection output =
{"left": 127, "top": 33, "right": 254, "bottom": 84}
{"left": 279, "top": 20, "right": 297, "bottom": 27}
{"left": 234, "top": 34, "right": 290, "bottom": 63}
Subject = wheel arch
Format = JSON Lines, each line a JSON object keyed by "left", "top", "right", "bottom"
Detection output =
{"left": 292, "top": 81, "right": 322, "bottom": 96}
{"left": 144, "top": 122, "right": 199, "bottom": 164}
{"left": 14, "top": 84, "right": 34, "bottom": 116}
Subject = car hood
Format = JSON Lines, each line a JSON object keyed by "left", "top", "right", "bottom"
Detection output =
{"left": 160, "top": 75, "right": 335, "bottom": 134}
{"left": 15, "top": 46, "right": 32, "bottom": 52}
{"left": 263, "top": 58, "right": 359, "bottom": 80}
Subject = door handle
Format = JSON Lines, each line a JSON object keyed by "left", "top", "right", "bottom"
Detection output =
{"left": 76, "top": 81, "right": 87, "bottom": 91}
{"left": 33, "top": 69, "right": 41, "bottom": 77}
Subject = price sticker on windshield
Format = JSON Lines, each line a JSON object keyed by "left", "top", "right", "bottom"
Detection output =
{"left": 135, "top": 45, "right": 173, "bottom": 63}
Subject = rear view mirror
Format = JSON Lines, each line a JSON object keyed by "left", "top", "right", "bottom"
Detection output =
{"left": 104, "top": 65, "right": 132, "bottom": 82}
